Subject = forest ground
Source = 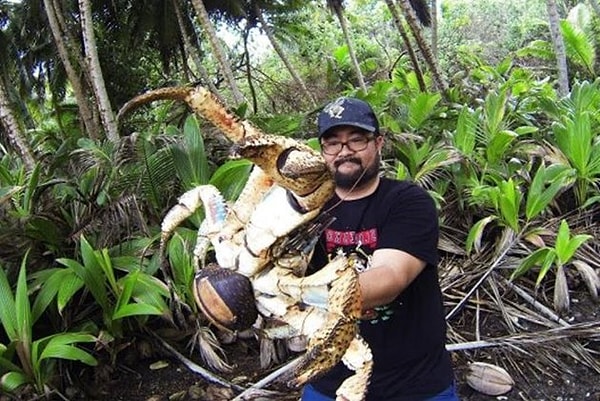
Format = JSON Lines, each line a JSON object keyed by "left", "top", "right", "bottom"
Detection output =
{"left": 85, "top": 339, "right": 600, "bottom": 401}
{"left": 80, "top": 288, "right": 600, "bottom": 401}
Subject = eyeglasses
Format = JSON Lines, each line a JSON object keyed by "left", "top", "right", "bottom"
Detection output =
{"left": 320, "top": 135, "right": 375, "bottom": 155}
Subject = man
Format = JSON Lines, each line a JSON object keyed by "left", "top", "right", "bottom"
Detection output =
{"left": 303, "top": 97, "right": 458, "bottom": 401}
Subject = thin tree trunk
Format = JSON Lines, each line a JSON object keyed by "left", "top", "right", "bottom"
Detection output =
{"left": 0, "top": 79, "right": 36, "bottom": 171}
{"left": 589, "top": 0, "right": 600, "bottom": 16}
{"left": 254, "top": 4, "right": 316, "bottom": 106}
{"left": 396, "top": 0, "right": 447, "bottom": 93}
{"left": 431, "top": 0, "right": 438, "bottom": 58}
{"left": 242, "top": 26, "right": 258, "bottom": 113}
{"left": 78, "top": 0, "right": 119, "bottom": 142}
{"left": 52, "top": 0, "right": 102, "bottom": 131}
{"left": 546, "top": 0, "right": 570, "bottom": 96}
{"left": 385, "top": 0, "right": 426, "bottom": 91}
{"left": 332, "top": 5, "right": 367, "bottom": 92}
{"left": 43, "top": 0, "right": 100, "bottom": 139}
{"left": 188, "top": 0, "right": 245, "bottom": 104}
{"left": 172, "top": 0, "right": 224, "bottom": 101}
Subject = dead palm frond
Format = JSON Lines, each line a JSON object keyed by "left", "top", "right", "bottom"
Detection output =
{"left": 448, "top": 320, "right": 600, "bottom": 352}
{"left": 188, "top": 324, "right": 234, "bottom": 373}
{"left": 151, "top": 329, "right": 242, "bottom": 390}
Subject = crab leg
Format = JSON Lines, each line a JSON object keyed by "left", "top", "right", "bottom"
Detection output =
{"left": 337, "top": 336, "right": 373, "bottom": 401}
{"left": 253, "top": 256, "right": 370, "bottom": 399}
{"left": 219, "top": 167, "right": 274, "bottom": 240}
{"left": 118, "top": 86, "right": 335, "bottom": 212}
{"left": 160, "top": 185, "right": 226, "bottom": 258}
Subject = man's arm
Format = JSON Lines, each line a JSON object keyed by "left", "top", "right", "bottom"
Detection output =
{"left": 358, "top": 248, "right": 426, "bottom": 311}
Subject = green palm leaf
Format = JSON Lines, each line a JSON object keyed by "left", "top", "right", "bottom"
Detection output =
{"left": 31, "top": 268, "right": 83, "bottom": 322}
{"left": 209, "top": 159, "right": 252, "bottom": 201}
{"left": 14, "top": 257, "right": 32, "bottom": 360}
{"left": 560, "top": 20, "right": 595, "bottom": 75}
{"left": 453, "top": 107, "right": 477, "bottom": 156}
{"left": 0, "top": 371, "right": 30, "bottom": 392}
{"left": 171, "top": 115, "right": 212, "bottom": 188}
{"left": 36, "top": 334, "right": 97, "bottom": 366}
{"left": 407, "top": 92, "right": 442, "bottom": 129}
{"left": 525, "top": 164, "right": 574, "bottom": 221}
{"left": 0, "top": 267, "right": 18, "bottom": 340}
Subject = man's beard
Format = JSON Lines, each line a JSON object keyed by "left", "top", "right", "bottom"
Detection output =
{"left": 333, "top": 154, "right": 380, "bottom": 190}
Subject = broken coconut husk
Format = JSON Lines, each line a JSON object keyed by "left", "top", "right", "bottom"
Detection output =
{"left": 465, "top": 361, "right": 514, "bottom": 396}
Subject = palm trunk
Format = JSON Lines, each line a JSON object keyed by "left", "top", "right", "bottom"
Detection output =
{"left": 254, "top": 4, "right": 316, "bottom": 106}
{"left": 546, "top": 0, "right": 570, "bottom": 96}
{"left": 242, "top": 27, "right": 258, "bottom": 113}
{"left": 78, "top": 0, "right": 119, "bottom": 142}
{"left": 172, "top": 0, "right": 224, "bottom": 102}
{"left": 188, "top": 0, "right": 245, "bottom": 104}
{"left": 385, "top": 0, "right": 426, "bottom": 91}
{"left": 51, "top": 0, "right": 102, "bottom": 131}
{"left": 43, "top": 0, "right": 100, "bottom": 139}
{"left": 431, "top": 0, "right": 438, "bottom": 58}
{"left": 332, "top": 5, "right": 367, "bottom": 92}
{"left": 0, "top": 79, "right": 36, "bottom": 171}
{"left": 396, "top": 0, "right": 447, "bottom": 92}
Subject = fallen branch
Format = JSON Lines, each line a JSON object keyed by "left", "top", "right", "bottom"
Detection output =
{"left": 446, "top": 320, "right": 600, "bottom": 352}
{"left": 150, "top": 330, "right": 245, "bottom": 392}
{"left": 446, "top": 236, "right": 514, "bottom": 320}
{"left": 231, "top": 356, "right": 303, "bottom": 401}
{"left": 499, "top": 275, "right": 570, "bottom": 326}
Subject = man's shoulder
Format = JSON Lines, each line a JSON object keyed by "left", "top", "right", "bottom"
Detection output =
{"left": 379, "top": 177, "right": 429, "bottom": 198}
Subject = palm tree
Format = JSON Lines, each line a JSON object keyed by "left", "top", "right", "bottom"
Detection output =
{"left": 326, "top": 0, "right": 367, "bottom": 92}
{"left": 172, "top": 0, "right": 224, "bottom": 100}
{"left": 0, "top": 77, "right": 36, "bottom": 170}
{"left": 546, "top": 0, "right": 569, "bottom": 96}
{"left": 188, "top": 0, "right": 246, "bottom": 104}
{"left": 42, "top": 0, "right": 101, "bottom": 139}
{"left": 431, "top": 0, "right": 438, "bottom": 58}
{"left": 78, "top": 0, "right": 119, "bottom": 142}
{"left": 395, "top": 0, "right": 447, "bottom": 92}
{"left": 252, "top": 2, "right": 317, "bottom": 106}
{"left": 385, "top": 0, "right": 426, "bottom": 91}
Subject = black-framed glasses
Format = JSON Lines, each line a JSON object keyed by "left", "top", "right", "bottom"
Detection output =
{"left": 320, "top": 135, "right": 375, "bottom": 155}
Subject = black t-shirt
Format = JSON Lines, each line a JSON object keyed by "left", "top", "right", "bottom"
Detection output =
{"left": 308, "top": 177, "right": 454, "bottom": 401}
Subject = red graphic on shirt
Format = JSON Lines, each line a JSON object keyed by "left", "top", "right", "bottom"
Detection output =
{"left": 324, "top": 228, "right": 377, "bottom": 253}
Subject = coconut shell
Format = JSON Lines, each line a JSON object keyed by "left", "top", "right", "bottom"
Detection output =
{"left": 466, "top": 361, "right": 514, "bottom": 396}
{"left": 194, "top": 266, "right": 258, "bottom": 331}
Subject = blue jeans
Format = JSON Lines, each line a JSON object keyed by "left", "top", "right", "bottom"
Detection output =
{"left": 301, "top": 382, "right": 459, "bottom": 401}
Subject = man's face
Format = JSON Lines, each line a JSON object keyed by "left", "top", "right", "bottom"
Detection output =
{"left": 320, "top": 126, "right": 383, "bottom": 190}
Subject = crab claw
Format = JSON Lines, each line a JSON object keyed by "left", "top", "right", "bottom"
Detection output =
{"left": 117, "top": 86, "right": 335, "bottom": 212}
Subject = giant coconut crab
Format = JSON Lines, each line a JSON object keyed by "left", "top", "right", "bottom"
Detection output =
{"left": 118, "top": 86, "right": 373, "bottom": 401}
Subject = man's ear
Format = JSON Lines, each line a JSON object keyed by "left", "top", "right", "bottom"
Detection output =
{"left": 376, "top": 136, "right": 384, "bottom": 154}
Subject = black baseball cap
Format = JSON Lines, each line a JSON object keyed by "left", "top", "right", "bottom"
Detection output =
{"left": 317, "top": 97, "right": 380, "bottom": 139}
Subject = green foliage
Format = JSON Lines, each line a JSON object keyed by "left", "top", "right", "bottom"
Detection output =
{"left": 52, "top": 236, "right": 171, "bottom": 339}
{"left": 561, "top": 19, "right": 596, "bottom": 76}
{"left": 164, "top": 229, "right": 198, "bottom": 309}
{"left": 209, "top": 160, "right": 252, "bottom": 201}
{"left": 541, "top": 80, "right": 600, "bottom": 205}
{"left": 0, "top": 256, "right": 97, "bottom": 394}
{"left": 392, "top": 136, "right": 459, "bottom": 188}
{"left": 511, "top": 220, "right": 592, "bottom": 288}
{"left": 438, "top": 0, "right": 547, "bottom": 69}
{"left": 524, "top": 164, "right": 574, "bottom": 221}
{"left": 4, "top": 0, "right": 600, "bottom": 395}
{"left": 518, "top": 18, "right": 597, "bottom": 81}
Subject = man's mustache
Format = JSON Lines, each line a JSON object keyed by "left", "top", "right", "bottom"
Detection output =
{"left": 334, "top": 157, "right": 362, "bottom": 168}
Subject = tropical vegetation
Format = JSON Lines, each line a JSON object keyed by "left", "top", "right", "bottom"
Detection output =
{"left": 1, "top": 0, "right": 599, "bottom": 399}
